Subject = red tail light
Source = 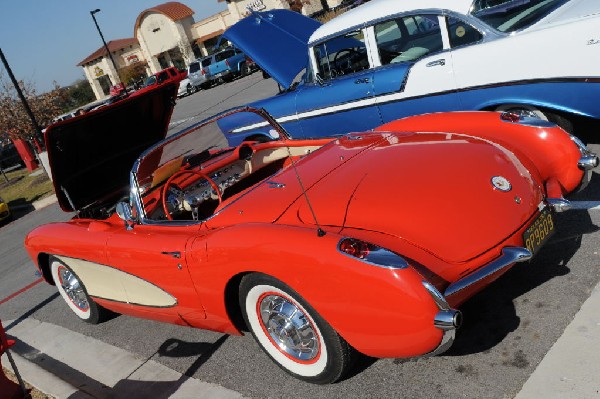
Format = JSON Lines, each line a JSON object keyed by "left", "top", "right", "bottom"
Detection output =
{"left": 225, "top": 59, "right": 230, "bottom": 67}
{"left": 201, "top": 68, "right": 206, "bottom": 75}
{"left": 339, "top": 238, "right": 370, "bottom": 259}
{"left": 500, "top": 112, "right": 521, "bottom": 123}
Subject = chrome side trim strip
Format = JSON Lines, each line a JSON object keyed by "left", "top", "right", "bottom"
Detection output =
{"left": 444, "top": 247, "right": 532, "bottom": 298}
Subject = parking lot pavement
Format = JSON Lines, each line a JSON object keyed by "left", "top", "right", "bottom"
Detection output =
{"left": 515, "top": 281, "right": 600, "bottom": 399}
{"left": 3, "top": 265, "right": 600, "bottom": 398}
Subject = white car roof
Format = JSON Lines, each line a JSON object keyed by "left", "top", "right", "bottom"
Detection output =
{"left": 310, "top": 0, "right": 475, "bottom": 43}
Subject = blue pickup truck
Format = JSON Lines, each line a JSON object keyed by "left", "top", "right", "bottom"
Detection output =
{"left": 208, "top": 47, "right": 251, "bottom": 84}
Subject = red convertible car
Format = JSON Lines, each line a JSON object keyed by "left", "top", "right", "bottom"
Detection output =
{"left": 25, "top": 83, "right": 597, "bottom": 384}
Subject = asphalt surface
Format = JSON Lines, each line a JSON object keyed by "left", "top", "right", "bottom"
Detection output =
{"left": 2, "top": 72, "right": 600, "bottom": 398}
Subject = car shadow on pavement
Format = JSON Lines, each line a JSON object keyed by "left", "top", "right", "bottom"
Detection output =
{"left": 445, "top": 209, "right": 598, "bottom": 357}
{"left": 157, "top": 335, "right": 229, "bottom": 377}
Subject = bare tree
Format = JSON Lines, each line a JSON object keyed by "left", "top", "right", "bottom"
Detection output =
{"left": 0, "top": 70, "right": 65, "bottom": 142}
{"left": 286, "top": 0, "right": 312, "bottom": 13}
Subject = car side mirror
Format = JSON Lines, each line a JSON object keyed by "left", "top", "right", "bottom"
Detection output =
{"left": 116, "top": 202, "right": 135, "bottom": 230}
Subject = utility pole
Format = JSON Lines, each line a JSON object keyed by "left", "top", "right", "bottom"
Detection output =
{"left": 90, "top": 9, "right": 124, "bottom": 90}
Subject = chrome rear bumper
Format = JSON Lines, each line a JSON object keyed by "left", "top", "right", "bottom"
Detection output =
{"left": 444, "top": 247, "right": 532, "bottom": 298}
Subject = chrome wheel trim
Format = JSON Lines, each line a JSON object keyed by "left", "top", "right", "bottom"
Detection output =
{"left": 258, "top": 294, "right": 320, "bottom": 362}
{"left": 58, "top": 266, "right": 89, "bottom": 311}
{"left": 245, "top": 284, "right": 328, "bottom": 377}
{"left": 51, "top": 260, "right": 91, "bottom": 319}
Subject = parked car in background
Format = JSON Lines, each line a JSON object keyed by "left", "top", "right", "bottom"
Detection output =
{"left": 109, "top": 83, "right": 126, "bottom": 97}
{"left": 0, "top": 141, "right": 25, "bottom": 169}
{"left": 177, "top": 77, "right": 193, "bottom": 98}
{"left": 133, "top": 66, "right": 187, "bottom": 97}
{"left": 208, "top": 47, "right": 251, "bottom": 84}
{"left": 187, "top": 56, "right": 214, "bottom": 90}
{"left": 223, "top": 0, "right": 600, "bottom": 142}
{"left": 0, "top": 196, "right": 10, "bottom": 224}
{"left": 24, "top": 78, "right": 598, "bottom": 383}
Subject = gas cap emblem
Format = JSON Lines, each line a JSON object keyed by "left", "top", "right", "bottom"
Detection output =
{"left": 491, "top": 176, "right": 512, "bottom": 192}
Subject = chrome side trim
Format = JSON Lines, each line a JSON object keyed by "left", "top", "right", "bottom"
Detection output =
{"left": 547, "top": 198, "right": 572, "bottom": 213}
{"left": 444, "top": 247, "right": 532, "bottom": 298}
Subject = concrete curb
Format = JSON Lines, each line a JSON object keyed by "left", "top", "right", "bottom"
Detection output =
{"left": 11, "top": 194, "right": 58, "bottom": 212}
{"left": 3, "top": 319, "right": 246, "bottom": 399}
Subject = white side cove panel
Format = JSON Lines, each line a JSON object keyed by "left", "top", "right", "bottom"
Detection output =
{"left": 57, "top": 256, "right": 177, "bottom": 307}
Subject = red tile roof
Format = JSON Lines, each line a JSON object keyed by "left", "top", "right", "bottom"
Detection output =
{"left": 77, "top": 38, "right": 139, "bottom": 66}
{"left": 134, "top": 2, "right": 195, "bottom": 36}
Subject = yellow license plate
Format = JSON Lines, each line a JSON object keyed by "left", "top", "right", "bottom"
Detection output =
{"left": 523, "top": 207, "right": 555, "bottom": 255}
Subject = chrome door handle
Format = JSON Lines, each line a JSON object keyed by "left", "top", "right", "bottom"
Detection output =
{"left": 426, "top": 59, "right": 446, "bottom": 67}
{"left": 355, "top": 78, "right": 370, "bottom": 84}
{"left": 161, "top": 251, "right": 181, "bottom": 259}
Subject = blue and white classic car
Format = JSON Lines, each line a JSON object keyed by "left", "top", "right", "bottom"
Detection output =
{"left": 223, "top": 0, "right": 600, "bottom": 144}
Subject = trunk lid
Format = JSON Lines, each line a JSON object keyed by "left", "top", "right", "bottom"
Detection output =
{"left": 292, "top": 132, "right": 542, "bottom": 263}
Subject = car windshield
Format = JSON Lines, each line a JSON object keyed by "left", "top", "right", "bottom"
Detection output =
{"left": 133, "top": 108, "right": 286, "bottom": 221}
{"left": 201, "top": 58, "right": 212, "bottom": 67}
{"left": 215, "top": 50, "right": 235, "bottom": 62}
{"left": 470, "top": 0, "right": 568, "bottom": 32}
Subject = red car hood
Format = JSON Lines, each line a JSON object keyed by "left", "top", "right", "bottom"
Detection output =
{"left": 45, "top": 83, "right": 178, "bottom": 212}
{"left": 289, "top": 132, "right": 542, "bottom": 264}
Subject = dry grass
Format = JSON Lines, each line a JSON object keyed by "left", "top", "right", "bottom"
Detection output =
{"left": 315, "top": 8, "right": 346, "bottom": 23}
{"left": 0, "top": 167, "right": 54, "bottom": 207}
{"left": 3, "top": 367, "right": 55, "bottom": 398}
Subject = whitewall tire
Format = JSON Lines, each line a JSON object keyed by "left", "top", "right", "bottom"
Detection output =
{"left": 240, "top": 274, "right": 357, "bottom": 384}
{"left": 50, "top": 256, "right": 109, "bottom": 324}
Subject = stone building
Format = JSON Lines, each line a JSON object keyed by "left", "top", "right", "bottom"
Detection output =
{"left": 79, "top": 0, "right": 344, "bottom": 100}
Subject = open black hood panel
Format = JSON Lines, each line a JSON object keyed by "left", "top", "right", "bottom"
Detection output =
{"left": 45, "top": 83, "right": 178, "bottom": 212}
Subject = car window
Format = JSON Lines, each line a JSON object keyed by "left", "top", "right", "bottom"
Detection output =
{"left": 215, "top": 50, "right": 235, "bottom": 62}
{"left": 313, "top": 30, "right": 369, "bottom": 81}
{"left": 189, "top": 62, "right": 200, "bottom": 73}
{"left": 145, "top": 75, "right": 157, "bottom": 87}
{"left": 446, "top": 16, "right": 483, "bottom": 47}
{"left": 201, "top": 58, "right": 212, "bottom": 67}
{"left": 375, "top": 15, "right": 443, "bottom": 65}
{"left": 168, "top": 68, "right": 177, "bottom": 77}
{"left": 470, "top": 0, "right": 568, "bottom": 32}
{"left": 157, "top": 71, "right": 169, "bottom": 83}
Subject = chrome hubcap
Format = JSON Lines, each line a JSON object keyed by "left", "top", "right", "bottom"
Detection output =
{"left": 58, "top": 267, "right": 89, "bottom": 311}
{"left": 259, "top": 294, "right": 319, "bottom": 361}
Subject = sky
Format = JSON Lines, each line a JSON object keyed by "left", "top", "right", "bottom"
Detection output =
{"left": 0, "top": 1, "right": 228, "bottom": 94}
